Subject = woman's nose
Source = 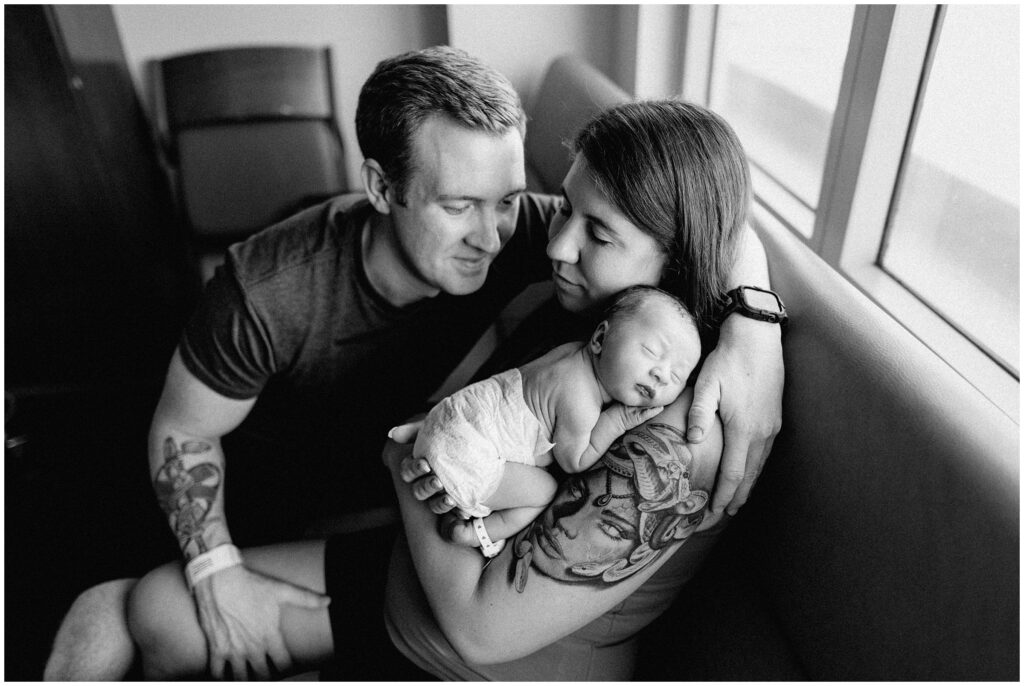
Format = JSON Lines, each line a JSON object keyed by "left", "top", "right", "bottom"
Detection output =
{"left": 546, "top": 217, "right": 580, "bottom": 264}
{"left": 558, "top": 520, "right": 578, "bottom": 540}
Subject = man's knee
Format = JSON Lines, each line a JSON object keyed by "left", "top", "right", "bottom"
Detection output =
{"left": 44, "top": 579, "right": 137, "bottom": 681}
{"left": 128, "top": 562, "right": 207, "bottom": 678}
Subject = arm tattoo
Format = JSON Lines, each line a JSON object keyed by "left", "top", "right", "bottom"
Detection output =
{"left": 511, "top": 422, "right": 709, "bottom": 591}
{"left": 153, "top": 436, "right": 222, "bottom": 557}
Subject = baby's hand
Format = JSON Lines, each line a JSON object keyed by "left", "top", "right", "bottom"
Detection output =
{"left": 437, "top": 512, "right": 480, "bottom": 548}
{"left": 618, "top": 404, "right": 665, "bottom": 432}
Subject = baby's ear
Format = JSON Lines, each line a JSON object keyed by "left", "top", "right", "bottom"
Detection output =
{"left": 589, "top": 320, "right": 609, "bottom": 354}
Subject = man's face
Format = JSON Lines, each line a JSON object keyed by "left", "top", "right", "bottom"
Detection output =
{"left": 527, "top": 460, "right": 641, "bottom": 581}
{"left": 387, "top": 115, "right": 526, "bottom": 298}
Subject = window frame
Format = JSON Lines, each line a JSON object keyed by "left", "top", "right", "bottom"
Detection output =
{"left": 683, "top": 4, "right": 1019, "bottom": 417}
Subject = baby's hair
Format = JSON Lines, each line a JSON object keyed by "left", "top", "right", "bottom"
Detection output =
{"left": 602, "top": 285, "right": 696, "bottom": 330}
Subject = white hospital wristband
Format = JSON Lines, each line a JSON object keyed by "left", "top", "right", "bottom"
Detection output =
{"left": 185, "top": 544, "right": 243, "bottom": 591}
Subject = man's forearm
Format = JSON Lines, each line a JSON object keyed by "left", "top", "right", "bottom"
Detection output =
{"left": 149, "top": 429, "right": 232, "bottom": 560}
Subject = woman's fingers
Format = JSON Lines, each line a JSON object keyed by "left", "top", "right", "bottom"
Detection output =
{"left": 387, "top": 420, "right": 424, "bottom": 445}
{"left": 411, "top": 473, "right": 444, "bottom": 501}
{"left": 399, "top": 456, "right": 432, "bottom": 484}
{"left": 428, "top": 492, "right": 457, "bottom": 515}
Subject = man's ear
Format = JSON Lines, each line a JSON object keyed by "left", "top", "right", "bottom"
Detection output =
{"left": 589, "top": 320, "right": 609, "bottom": 355}
{"left": 361, "top": 159, "right": 392, "bottom": 215}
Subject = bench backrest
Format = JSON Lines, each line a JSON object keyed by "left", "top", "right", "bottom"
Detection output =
{"left": 526, "top": 53, "right": 1020, "bottom": 680}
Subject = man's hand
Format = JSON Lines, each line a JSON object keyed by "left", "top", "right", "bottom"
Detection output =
{"left": 193, "top": 565, "right": 329, "bottom": 680}
{"left": 687, "top": 315, "right": 783, "bottom": 515}
{"left": 387, "top": 421, "right": 457, "bottom": 515}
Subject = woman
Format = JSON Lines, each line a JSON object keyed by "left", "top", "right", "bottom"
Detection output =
{"left": 373, "top": 99, "right": 754, "bottom": 679}
{"left": 122, "top": 98, "right": 773, "bottom": 680}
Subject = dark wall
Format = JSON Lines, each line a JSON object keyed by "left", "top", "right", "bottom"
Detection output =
{"left": 5, "top": 7, "right": 198, "bottom": 678}
{"left": 5, "top": 4, "right": 196, "bottom": 392}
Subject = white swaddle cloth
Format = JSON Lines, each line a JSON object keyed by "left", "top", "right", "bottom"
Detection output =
{"left": 414, "top": 368, "right": 555, "bottom": 517}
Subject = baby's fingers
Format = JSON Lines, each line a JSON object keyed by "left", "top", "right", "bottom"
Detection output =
{"left": 640, "top": 405, "right": 665, "bottom": 418}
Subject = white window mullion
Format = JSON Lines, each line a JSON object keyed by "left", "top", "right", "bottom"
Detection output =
{"left": 840, "top": 4, "right": 936, "bottom": 276}
{"left": 680, "top": 4, "right": 717, "bottom": 106}
{"left": 812, "top": 4, "right": 896, "bottom": 265}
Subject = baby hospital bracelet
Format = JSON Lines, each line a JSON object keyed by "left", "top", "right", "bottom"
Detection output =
{"left": 473, "top": 518, "right": 506, "bottom": 559}
{"left": 185, "top": 544, "right": 243, "bottom": 591}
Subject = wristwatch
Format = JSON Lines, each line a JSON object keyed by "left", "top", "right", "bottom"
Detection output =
{"left": 720, "top": 286, "right": 788, "bottom": 327}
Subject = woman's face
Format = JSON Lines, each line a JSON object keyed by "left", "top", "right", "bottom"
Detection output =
{"left": 546, "top": 157, "right": 668, "bottom": 314}
{"left": 526, "top": 462, "right": 640, "bottom": 581}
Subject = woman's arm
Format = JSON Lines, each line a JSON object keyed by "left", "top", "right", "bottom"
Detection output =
{"left": 688, "top": 224, "right": 784, "bottom": 515}
{"left": 385, "top": 389, "right": 723, "bottom": 664}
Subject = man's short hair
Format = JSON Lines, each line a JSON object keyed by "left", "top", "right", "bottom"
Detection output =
{"left": 356, "top": 45, "right": 526, "bottom": 203}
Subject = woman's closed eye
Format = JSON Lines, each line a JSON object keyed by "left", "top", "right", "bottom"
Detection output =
{"left": 598, "top": 515, "right": 637, "bottom": 542}
{"left": 588, "top": 224, "right": 613, "bottom": 246}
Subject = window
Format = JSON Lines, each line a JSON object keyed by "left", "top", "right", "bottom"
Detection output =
{"left": 880, "top": 5, "right": 1019, "bottom": 377}
{"left": 708, "top": 5, "right": 855, "bottom": 237}
{"left": 687, "top": 4, "right": 1020, "bottom": 414}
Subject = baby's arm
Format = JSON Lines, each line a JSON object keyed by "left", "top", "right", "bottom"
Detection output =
{"left": 444, "top": 463, "right": 557, "bottom": 548}
{"left": 553, "top": 403, "right": 664, "bottom": 473}
{"left": 484, "top": 463, "right": 557, "bottom": 510}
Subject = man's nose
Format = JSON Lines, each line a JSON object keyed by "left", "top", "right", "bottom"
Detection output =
{"left": 546, "top": 219, "right": 579, "bottom": 263}
{"left": 466, "top": 208, "right": 502, "bottom": 254}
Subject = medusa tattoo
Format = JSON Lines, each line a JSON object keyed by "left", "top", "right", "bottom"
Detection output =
{"left": 511, "top": 423, "right": 708, "bottom": 591}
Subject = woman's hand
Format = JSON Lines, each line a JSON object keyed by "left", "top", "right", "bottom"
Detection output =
{"left": 387, "top": 420, "right": 457, "bottom": 515}
{"left": 687, "top": 314, "right": 783, "bottom": 515}
{"left": 192, "top": 565, "right": 329, "bottom": 679}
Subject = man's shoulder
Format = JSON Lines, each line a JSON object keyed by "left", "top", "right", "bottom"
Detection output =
{"left": 227, "top": 194, "right": 370, "bottom": 287}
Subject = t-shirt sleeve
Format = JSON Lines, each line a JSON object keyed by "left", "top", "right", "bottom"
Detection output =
{"left": 178, "top": 261, "right": 276, "bottom": 400}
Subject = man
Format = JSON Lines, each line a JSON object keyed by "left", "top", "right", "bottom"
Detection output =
{"left": 45, "top": 45, "right": 781, "bottom": 680}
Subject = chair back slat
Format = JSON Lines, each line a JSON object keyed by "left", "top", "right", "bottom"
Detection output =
{"left": 161, "top": 46, "right": 333, "bottom": 130}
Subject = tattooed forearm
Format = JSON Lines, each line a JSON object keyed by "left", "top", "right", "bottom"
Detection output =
{"left": 153, "top": 436, "right": 222, "bottom": 558}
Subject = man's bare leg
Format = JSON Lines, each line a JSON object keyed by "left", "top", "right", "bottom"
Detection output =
{"left": 44, "top": 578, "right": 139, "bottom": 681}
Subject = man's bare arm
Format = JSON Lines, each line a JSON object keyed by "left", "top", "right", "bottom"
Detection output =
{"left": 145, "top": 350, "right": 328, "bottom": 679}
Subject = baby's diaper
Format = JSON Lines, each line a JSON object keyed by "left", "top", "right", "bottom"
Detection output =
{"left": 413, "top": 368, "right": 554, "bottom": 517}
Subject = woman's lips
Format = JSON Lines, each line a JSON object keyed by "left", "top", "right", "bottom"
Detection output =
{"left": 535, "top": 526, "right": 564, "bottom": 559}
{"left": 552, "top": 270, "right": 581, "bottom": 290}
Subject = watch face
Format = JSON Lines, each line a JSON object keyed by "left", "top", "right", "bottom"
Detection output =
{"left": 742, "top": 288, "right": 783, "bottom": 314}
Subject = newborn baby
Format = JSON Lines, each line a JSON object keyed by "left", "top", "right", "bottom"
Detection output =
{"left": 413, "top": 285, "right": 701, "bottom": 556}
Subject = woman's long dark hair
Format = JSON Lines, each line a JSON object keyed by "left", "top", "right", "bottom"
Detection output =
{"left": 573, "top": 100, "right": 751, "bottom": 328}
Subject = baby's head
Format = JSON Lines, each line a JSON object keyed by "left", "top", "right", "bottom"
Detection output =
{"left": 588, "top": 286, "right": 701, "bottom": 407}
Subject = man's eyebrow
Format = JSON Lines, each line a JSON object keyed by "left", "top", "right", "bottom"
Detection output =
{"left": 437, "top": 188, "right": 526, "bottom": 202}
{"left": 436, "top": 194, "right": 479, "bottom": 202}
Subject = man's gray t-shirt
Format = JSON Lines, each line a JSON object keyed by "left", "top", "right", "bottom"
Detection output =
{"left": 178, "top": 193, "right": 557, "bottom": 521}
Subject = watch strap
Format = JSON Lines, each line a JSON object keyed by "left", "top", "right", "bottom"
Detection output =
{"left": 721, "top": 286, "right": 788, "bottom": 326}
